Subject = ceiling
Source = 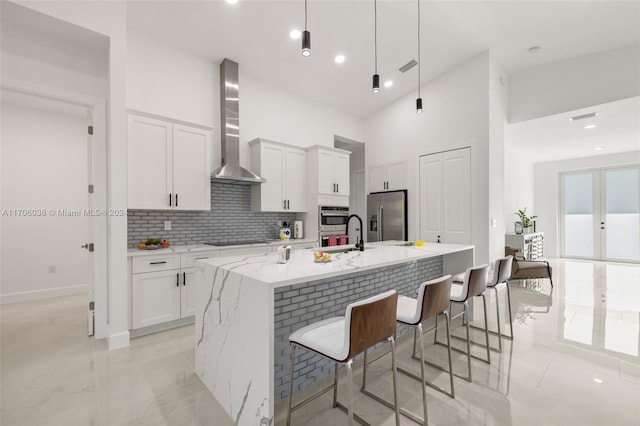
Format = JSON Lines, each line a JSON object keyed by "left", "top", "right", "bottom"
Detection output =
{"left": 506, "top": 96, "right": 640, "bottom": 163}
{"left": 126, "top": 0, "right": 640, "bottom": 118}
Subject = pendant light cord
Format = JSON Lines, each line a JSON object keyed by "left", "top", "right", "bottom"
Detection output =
{"left": 374, "top": 0, "right": 378, "bottom": 74}
{"left": 304, "top": 0, "right": 308, "bottom": 30}
{"left": 417, "top": 0, "right": 421, "bottom": 98}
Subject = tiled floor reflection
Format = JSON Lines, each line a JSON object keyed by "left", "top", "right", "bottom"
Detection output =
{"left": 2, "top": 259, "right": 639, "bottom": 425}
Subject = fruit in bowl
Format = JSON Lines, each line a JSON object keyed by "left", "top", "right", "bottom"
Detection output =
{"left": 136, "top": 242, "right": 146, "bottom": 249}
{"left": 313, "top": 251, "right": 331, "bottom": 262}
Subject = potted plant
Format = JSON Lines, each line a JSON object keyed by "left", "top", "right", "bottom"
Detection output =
{"left": 515, "top": 208, "right": 537, "bottom": 234}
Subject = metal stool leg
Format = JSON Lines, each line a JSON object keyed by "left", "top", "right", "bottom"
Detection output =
{"left": 346, "top": 359, "right": 354, "bottom": 426}
{"left": 287, "top": 344, "right": 296, "bottom": 426}
{"left": 361, "top": 349, "right": 368, "bottom": 390}
{"left": 464, "top": 301, "right": 473, "bottom": 380}
{"left": 389, "top": 336, "right": 401, "bottom": 426}
{"left": 332, "top": 362, "right": 339, "bottom": 408}
{"left": 494, "top": 288, "right": 503, "bottom": 351}
{"left": 481, "top": 294, "right": 491, "bottom": 364}
{"left": 444, "top": 310, "right": 455, "bottom": 398}
{"left": 417, "top": 323, "right": 428, "bottom": 425}
{"left": 506, "top": 282, "right": 514, "bottom": 339}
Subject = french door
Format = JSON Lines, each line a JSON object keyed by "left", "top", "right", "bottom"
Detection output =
{"left": 561, "top": 165, "right": 640, "bottom": 262}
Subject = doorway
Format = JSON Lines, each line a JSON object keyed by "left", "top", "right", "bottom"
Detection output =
{"left": 560, "top": 165, "right": 640, "bottom": 262}
{"left": 0, "top": 89, "right": 108, "bottom": 338}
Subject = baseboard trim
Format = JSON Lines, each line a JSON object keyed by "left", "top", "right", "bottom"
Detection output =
{"left": 130, "top": 316, "right": 195, "bottom": 338}
{"left": 108, "top": 330, "right": 130, "bottom": 350}
{"left": 0, "top": 284, "right": 88, "bottom": 304}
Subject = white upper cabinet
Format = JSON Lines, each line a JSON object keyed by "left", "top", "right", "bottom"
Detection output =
{"left": 369, "top": 160, "right": 407, "bottom": 192}
{"left": 128, "top": 114, "right": 211, "bottom": 210}
{"left": 250, "top": 138, "right": 307, "bottom": 212}
{"left": 309, "top": 146, "right": 350, "bottom": 196}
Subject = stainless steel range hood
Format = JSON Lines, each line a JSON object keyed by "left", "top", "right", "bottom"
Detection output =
{"left": 212, "top": 59, "right": 266, "bottom": 184}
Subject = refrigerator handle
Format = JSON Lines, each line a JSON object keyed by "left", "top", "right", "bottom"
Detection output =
{"left": 379, "top": 206, "right": 383, "bottom": 241}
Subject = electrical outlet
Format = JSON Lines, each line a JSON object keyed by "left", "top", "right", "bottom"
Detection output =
{"left": 48, "top": 265, "right": 56, "bottom": 274}
{"left": 277, "top": 221, "right": 282, "bottom": 227}
{"left": 164, "top": 221, "right": 172, "bottom": 231}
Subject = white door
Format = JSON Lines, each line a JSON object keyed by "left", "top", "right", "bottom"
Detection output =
{"left": 132, "top": 270, "right": 181, "bottom": 328}
{"left": 442, "top": 149, "right": 471, "bottom": 243}
{"left": 260, "top": 144, "right": 286, "bottom": 211}
{"left": 285, "top": 147, "right": 307, "bottom": 212}
{"left": 419, "top": 154, "right": 443, "bottom": 242}
{"left": 333, "top": 153, "right": 350, "bottom": 196}
{"left": 172, "top": 124, "right": 211, "bottom": 210}
{"left": 181, "top": 268, "right": 197, "bottom": 317}
{"left": 419, "top": 148, "right": 471, "bottom": 244}
{"left": 369, "top": 164, "right": 387, "bottom": 192}
{"left": 128, "top": 115, "right": 172, "bottom": 209}
{"left": 386, "top": 161, "right": 407, "bottom": 190}
{"left": 317, "top": 150, "right": 335, "bottom": 195}
{"left": 562, "top": 166, "right": 640, "bottom": 262}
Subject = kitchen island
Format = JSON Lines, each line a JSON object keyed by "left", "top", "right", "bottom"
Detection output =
{"left": 194, "top": 241, "right": 474, "bottom": 425}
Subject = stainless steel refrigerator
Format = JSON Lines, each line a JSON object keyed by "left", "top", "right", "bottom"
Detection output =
{"left": 367, "top": 190, "right": 407, "bottom": 242}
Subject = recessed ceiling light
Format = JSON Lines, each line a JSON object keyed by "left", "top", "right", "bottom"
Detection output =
{"left": 528, "top": 46, "right": 541, "bottom": 54}
{"left": 384, "top": 80, "right": 393, "bottom": 88}
{"left": 334, "top": 54, "right": 345, "bottom": 64}
{"left": 289, "top": 29, "right": 301, "bottom": 40}
{"left": 593, "top": 378, "right": 603, "bottom": 383}
{"left": 584, "top": 124, "right": 597, "bottom": 130}
{"left": 594, "top": 146, "right": 604, "bottom": 151}
{"left": 225, "top": 0, "right": 239, "bottom": 4}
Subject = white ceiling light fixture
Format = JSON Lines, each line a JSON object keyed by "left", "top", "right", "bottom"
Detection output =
{"left": 334, "top": 54, "right": 345, "bottom": 64}
{"left": 225, "top": 0, "right": 239, "bottom": 4}
{"left": 415, "top": 0, "right": 423, "bottom": 113}
{"left": 301, "top": 0, "right": 311, "bottom": 57}
{"left": 372, "top": 0, "right": 380, "bottom": 93}
{"left": 384, "top": 80, "right": 393, "bottom": 88}
{"left": 584, "top": 124, "right": 597, "bottom": 129}
{"left": 290, "top": 29, "right": 301, "bottom": 40}
{"left": 594, "top": 146, "right": 604, "bottom": 151}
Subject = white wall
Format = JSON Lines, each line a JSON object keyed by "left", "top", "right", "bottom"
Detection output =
{"left": 509, "top": 45, "right": 640, "bottom": 123}
{"left": 364, "top": 51, "right": 494, "bottom": 264}
{"left": 535, "top": 151, "right": 640, "bottom": 257}
{"left": 503, "top": 143, "right": 535, "bottom": 234}
{"left": 1, "top": 100, "right": 89, "bottom": 302}
{"left": 488, "top": 56, "right": 507, "bottom": 260}
{"left": 126, "top": 31, "right": 215, "bottom": 128}
{"left": 125, "top": 31, "right": 364, "bottom": 174}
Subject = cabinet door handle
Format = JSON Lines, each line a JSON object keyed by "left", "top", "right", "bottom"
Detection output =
{"left": 175, "top": 194, "right": 179, "bottom": 207}
{"left": 287, "top": 200, "right": 290, "bottom": 209}
{"left": 149, "top": 261, "right": 167, "bottom": 265}
{"left": 283, "top": 200, "right": 286, "bottom": 209}
{"left": 176, "top": 273, "right": 180, "bottom": 287}
{"left": 337, "top": 183, "right": 339, "bottom": 193}
{"left": 183, "top": 272, "right": 186, "bottom": 286}
{"left": 169, "top": 193, "right": 172, "bottom": 206}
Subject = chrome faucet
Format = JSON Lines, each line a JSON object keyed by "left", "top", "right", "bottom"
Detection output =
{"left": 346, "top": 214, "right": 364, "bottom": 251}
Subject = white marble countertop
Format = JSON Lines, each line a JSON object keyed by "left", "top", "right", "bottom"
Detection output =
{"left": 197, "top": 241, "right": 474, "bottom": 289}
{"left": 127, "top": 238, "right": 317, "bottom": 257}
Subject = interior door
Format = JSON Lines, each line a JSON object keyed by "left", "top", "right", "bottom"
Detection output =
{"left": 561, "top": 166, "right": 640, "bottom": 262}
{"left": 419, "top": 148, "right": 471, "bottom": 244}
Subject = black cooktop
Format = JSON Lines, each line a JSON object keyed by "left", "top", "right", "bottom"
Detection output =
{"left": 205, "top": 240, "right": 272, "bottom": 247}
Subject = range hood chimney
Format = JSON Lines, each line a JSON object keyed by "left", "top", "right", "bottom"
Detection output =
{"left": 212, "top": 59, "right": 266, "bottom": 184}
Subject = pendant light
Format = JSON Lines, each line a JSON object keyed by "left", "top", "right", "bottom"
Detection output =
{"left": 302, "top": 0, "right": 311, "bottom": 57}
{"left": 372, "top": 0, "right": 380, "bottom": 93}
{"left": 416, "top": 0, "right": 423, "bottom": 113}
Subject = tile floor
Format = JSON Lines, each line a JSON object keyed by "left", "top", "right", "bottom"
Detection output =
{"left": 1, "top": 258, "right": 639, "bottom": 425}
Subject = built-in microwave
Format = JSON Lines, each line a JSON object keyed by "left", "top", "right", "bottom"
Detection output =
{"left": 318, "top": 206, "right": 349, "bottom": 233}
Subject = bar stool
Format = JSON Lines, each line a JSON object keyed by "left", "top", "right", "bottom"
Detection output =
{"left": 452, "top": 256, "right": 514, "bottom": 351}
{"left": 436, "top": 264, "right": 490, "bottom": 382}
{"left": 286, "top": 290, "right": 400, "bottom": 426}
{"left": 360, "top": 275, "right": 454, "bottom": 425}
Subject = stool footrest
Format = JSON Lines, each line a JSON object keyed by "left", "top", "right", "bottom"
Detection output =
{"left": 289, "top": 382, "right": 335, "bottom": 412}
{"left": 360, "top": 388, "right": 424, "bottom": 425}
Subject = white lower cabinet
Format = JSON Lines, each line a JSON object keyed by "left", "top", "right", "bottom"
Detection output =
{"left": 130, "top": 250, "right": 219, "bottom": 331}
{"left": 132, "top": 269, "right": 182, "bottom": 329}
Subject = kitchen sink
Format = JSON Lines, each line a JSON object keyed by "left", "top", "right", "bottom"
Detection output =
{"left": 313, "top": 246, "right": 374, "bottom": 254}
